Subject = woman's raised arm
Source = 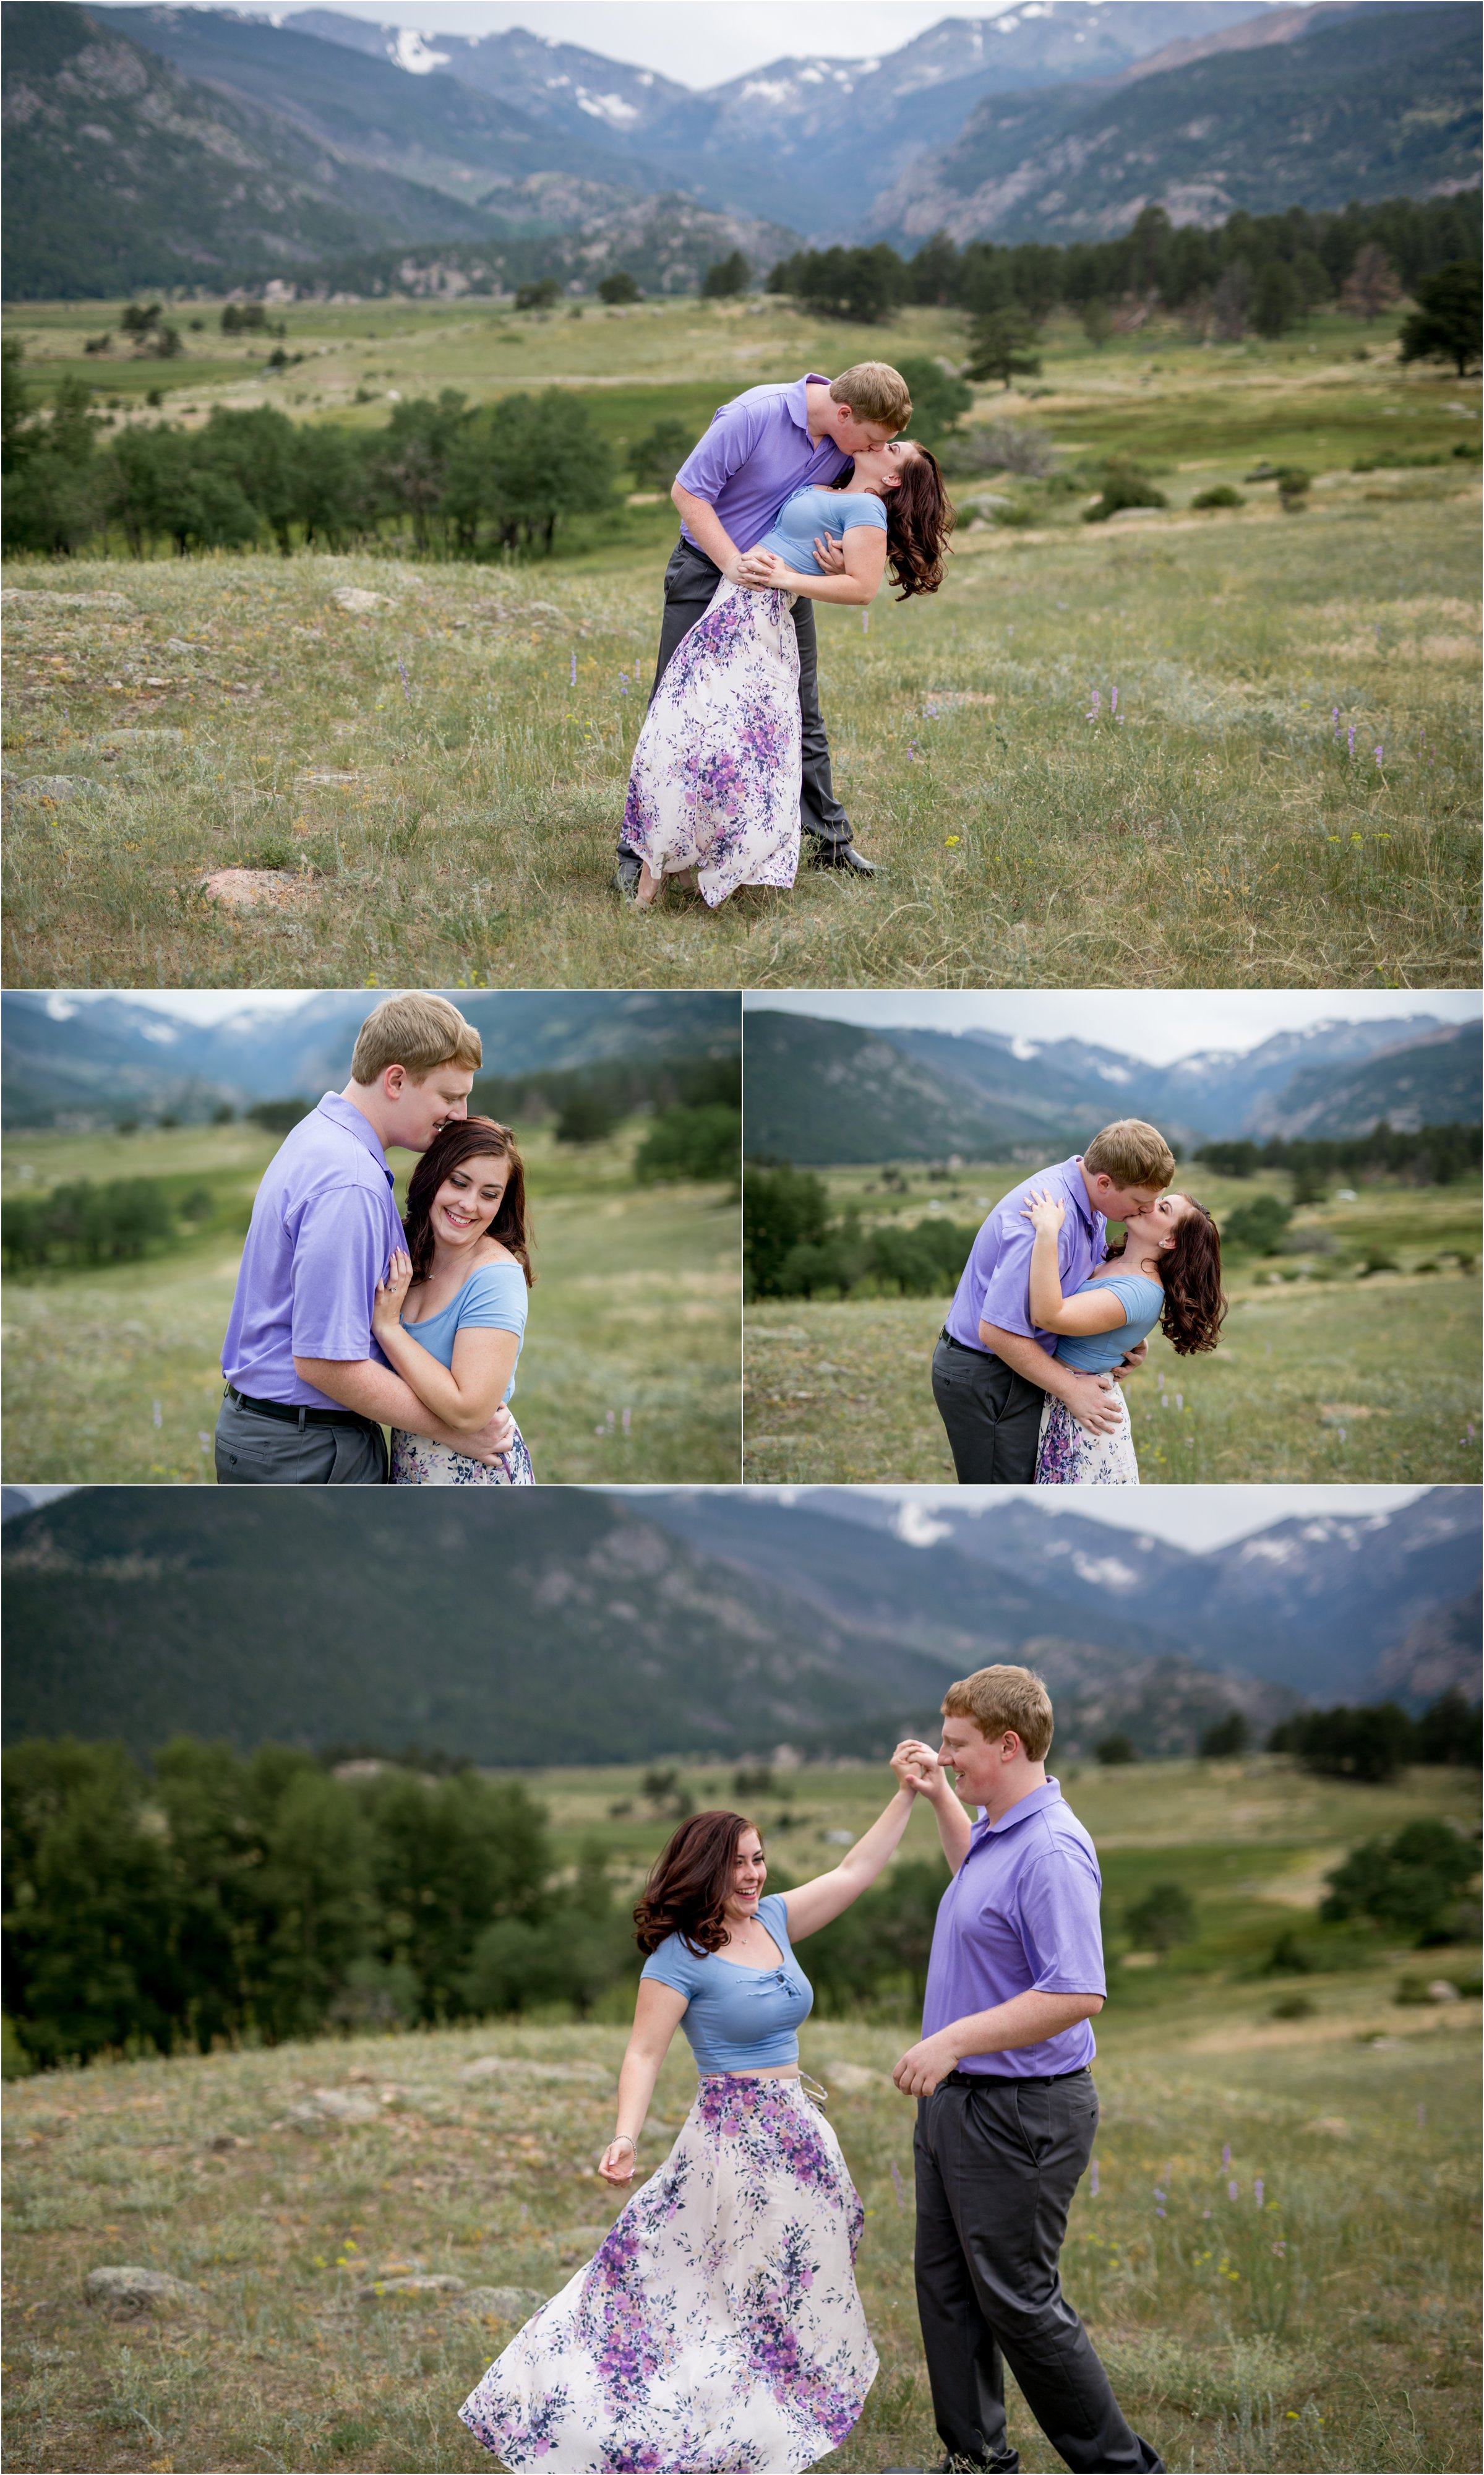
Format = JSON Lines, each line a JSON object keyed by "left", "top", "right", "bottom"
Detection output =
{"left": 599, "top": 1979, "right": 688, "bottom": 2185}
{"left": 782, "top": 1779, "right": 921, "bottom": 1943}
{"left": 1023, "top": 1195, "right": 1128, "bottom": 1338}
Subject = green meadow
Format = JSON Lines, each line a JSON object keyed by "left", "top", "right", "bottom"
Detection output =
{"left": 2, "top": 296, "right": 1478, "bottom": 990}
{"left": 743, "top": 1161, "right": 1482, "bottom": 1483}
{"left": 4, "top": 1756, "right": 1478, "bottom": 2474}
{"left": 0, "top": 1118, "right": 740, "bottom": 1484}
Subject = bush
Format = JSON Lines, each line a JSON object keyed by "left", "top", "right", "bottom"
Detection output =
{"left": 1125, "top": 1879, "right": 1196, "bottom": 1953}
{"left": 514, "top": 278, "right": 560, "bottom": 312}
{"left": 628, "top": 417, "right": 693, "bottom": 493}
{"left": 555, "top": 1090, "right": 619, "bottom": 1145}
{"left": 1096, "top": 1732, "right": 1137, "bottom": 1767}
{"left": 1274, "top": 465, "right": 1311, "bottom": 513}
{"left": 1322, "top": 1819, "right": 1478, "bottom": 1943}
{"left": 598, "top": 270, "right": 642, "bottom": 305}
{"left": 744, "top": 1163, "right": 832, "bottom": 1298}
{"left": 892, "top": 356, "right": 973, "bottom": 450}
{"left": 633, "top": 1104, "right": 741, "bottom": 1186}
{"left": 1191, "top": 484, "right": 1245, "bottom": 509}
{"left": 1221, "top": 1194, "right": 1293, "bottom": 1255}
{"left": 1083, "top": 459, "right": 1167, "bottom": 523}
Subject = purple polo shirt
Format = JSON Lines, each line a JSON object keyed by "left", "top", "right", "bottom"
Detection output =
{"left": 221, "top": 1093, "right": 405, "bottom": 1410}
{"left": 674, "top": 373, "right": 849, "bottom": 553}
{"left": 922, "top": 1780, "right": 1105, "bottom": 2078}
{"left": 943, "top": 1156, "right": 1106, "bottom": 1356}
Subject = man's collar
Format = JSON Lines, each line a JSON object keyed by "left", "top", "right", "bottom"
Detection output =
{"left": 1066, "top": 1158, "right": 1100, "bottom": 1227}
{"left": 316, "top": 1091, "right": 395, "bottom": 1184}
{"left": 972, "top": 1777, "right": 1063, "bottom": 1838}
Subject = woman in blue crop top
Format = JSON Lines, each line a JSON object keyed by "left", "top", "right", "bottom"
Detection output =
{"left": 620, "top": 435, "right": 953, "bottom": 911}
{"left": 371, "top": 1116, "right": 536, "bottom": 1486}
{"left": 461, "top": 1752, "right": 941, "bottom": 2471}
{"left": 1021, "top": 1184, "right": 1226, "bottom": 1486}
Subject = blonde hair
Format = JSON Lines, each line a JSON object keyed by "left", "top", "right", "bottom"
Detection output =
{"left": 1083, "top": 1119, "right": 1176, "bottom": 1189}
{"left": 831, "top": 362, "right": 912, "bottom": 431}
{"left": 350, "top": 993, "right": 483, "bottom": 1086}
{"left": 941, "top": 1664, "right": 1055, "bottom": 1763}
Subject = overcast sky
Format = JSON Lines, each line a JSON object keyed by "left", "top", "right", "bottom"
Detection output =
{"left": 108, "top": 1, "right": 1109, "bottom": 88}
{"left": 743, "top": 989, "right": 1481, "bottom": 1065}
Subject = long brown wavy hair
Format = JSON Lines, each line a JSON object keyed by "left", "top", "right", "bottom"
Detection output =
{"left": 633, "top": 1810, "right": 760, "bottom": 1957}
{"left": 402, "top": 1115, "right": 534, "bottom": 1289}
{"left": 880, "top": 442, "right": 954, "bottom": 599}
{"left": 1109, "top": 1193, "right": 1226, "bottom": 1357}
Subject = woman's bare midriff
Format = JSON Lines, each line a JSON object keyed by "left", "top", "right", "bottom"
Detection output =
{"left": 699, "top": 2064, "right": 800, "bottom": 2081}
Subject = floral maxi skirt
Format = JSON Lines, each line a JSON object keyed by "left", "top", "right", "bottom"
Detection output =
{"left": 620, "top": 582, "right": 802, "bottom": 907}
{"left": 460, "top": 2073, "right": 877, "bottom": 2471}
{"left": 390, "top": 1418, "right": 534, "bottom": 1486}
{"left": 1034, "top": 1385, "right": 1138, "bottom": 1486}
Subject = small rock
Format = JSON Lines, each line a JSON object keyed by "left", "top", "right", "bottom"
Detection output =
{"left": 298, "top": 769, "right": 360, "bottom": 786}
{"left": 1426, "top": 1979, "right": 1462, "bottom": 2003}
{"left": 299, "top": 2087, "right": 380, "bottom": 2124}
{"left": 85, "top": 2266, "right": 199, "bottom": 2314}
{"left": 331, "top": 587, "right": 394, "bottom": 613}
{"left": 457, "top": 2286, "right": 549, "bottom": 2321}
{"left": 6, "top": 775, "right": 85, "bottom": 801}
{"left": 202, "top": 2132, "right": 244, "bottom": 2152}
{"left": 357, "top": 2273, "right": 465, "bottom": 2302}
{"left": 202, "top": 867, "right": 312, "bottom": 913}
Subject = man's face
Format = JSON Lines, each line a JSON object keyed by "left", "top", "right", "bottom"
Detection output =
{"left": 832, "top": 404, "right": 898, "bottom": 459}
{"left": 937, "top": 1715, "right": 1003, "bottom": 1807}
{"left": 380, "top": 1064, "right": 473, "bottom": 1152}
{"left": 1088, "top": 1174, "right": 1165, "bottom": 1226}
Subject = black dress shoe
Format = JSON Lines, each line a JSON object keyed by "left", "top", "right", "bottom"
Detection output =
{"left": 808, "top": 841, "right": 879, "bottom": 876}
{"left": 612, "top": 850, "right": 642, "bottom": 898}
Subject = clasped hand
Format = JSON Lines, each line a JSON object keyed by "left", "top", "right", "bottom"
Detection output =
{"left": 1021, "top": 1186, "right": 1066, "bottom": 1239}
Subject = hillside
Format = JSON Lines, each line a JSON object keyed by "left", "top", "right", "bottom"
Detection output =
{"left": 740, "top": 1009, "right": 1474, "bottom": 1165}
{"left": 0, "top": 2, "right": 500, "bottom": 298}
{"left": 880, "top": 1, "right": 1481, "bottom": 240}
{"left": 0, "top": 989, "right": 740, "bottom": 1129}
{"left": 4, "top": 1489, "right": 1475, "bottom": 1757}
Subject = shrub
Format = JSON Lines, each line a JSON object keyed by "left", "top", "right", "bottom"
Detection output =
{"left": 1126, "top": 1879, "right": 1196, "bottom": 1953}
{"left": 1083, "top": 459, "right": 1167, "bottom": 523}
{"left": 1096, "top": 1732, "right": 1137, "bottom": 1767}
{"left": 628, "top": 417, "right": 693, "bottom": 493}
{"left": 597, "top": 270, "right": 642, "bottom": 305}
{"left": 744, "top": 1163, "right": 832, "bottom": 1298}
{"left": 633, "top": 1104, "right": 741, "bottom": 1186}
{"left": 1322, "top": 1819, "right": 1478, "bottom": 1943}
{"left": 1191, "top": 484, "right": 1245, "bottom": 509}
{"left": 514, "top": 277, "right": 560, "bottom": 312}
{"left": 891, "top": 356, "right": 974, "bottom": 450}
{"left": 1274, "top": 465, "right": 1311, "bottom": 512}
{"left": 1222, "top": 1193, "right": 1293, "bottom": 1255}
{"left": 555, "top": 1090, "right": 618, "bottom": 1145}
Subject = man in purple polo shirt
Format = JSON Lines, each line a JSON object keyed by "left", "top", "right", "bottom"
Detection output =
{"left": 612, "top": 361, "right": 912, "bottom": 897}
{"left": 216, "top": 993, "right": 515, "bottom": 1486}
{"left": 891, "top": 1668, "right": 1164, "bottom": 2474}
{"left": 932, "top": 1119, "right": 1176, "bottom": 1486}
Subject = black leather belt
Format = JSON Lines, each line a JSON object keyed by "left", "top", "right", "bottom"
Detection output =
{"left": 226, "top": 1385, "right": 378, "bottom": 1433}
{"left": 941, "top": 2067, "right": 1091, "bottom": 2086}
{"left": 940, "top": 1327, "right": 993, "bottom": 1357}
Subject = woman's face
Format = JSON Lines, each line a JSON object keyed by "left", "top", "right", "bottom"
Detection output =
{"left": 429, "top": 1152, "right": 508, "bottom": 1252}
{"left": 725, "top": 1828, "right": 768, "bottom": 1920}
{"left": 1123, "top": 1190, "right": 1192, "bottom": 1254}
{"left": 852, "top": 437, "right": 920, "bottom": 495}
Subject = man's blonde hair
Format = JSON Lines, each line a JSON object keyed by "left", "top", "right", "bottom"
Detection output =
{"left": 941, "top": 1664, "right": 1055, "bottom": 1762}
{"left": 1083, "top": 1119, "right": 1176, "bottom": 1190}
{"left": 350, "top": 993, "right": 482, "bottom": 1085}
{"left": 831, "top": 362, "right": 912, "bottom": 431}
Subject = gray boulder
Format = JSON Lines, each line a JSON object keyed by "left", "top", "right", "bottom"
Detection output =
{"left": 85, "top": 2266, "right": 199, "bottom": 2314}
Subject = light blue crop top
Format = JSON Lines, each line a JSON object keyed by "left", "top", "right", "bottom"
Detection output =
{"left": 1053, "top": 1270, "right": 1164, "bottom": 1374}
{"left": 640, "top": 1893, "right": 813, "bottom": 2072}
{"left": 755, "top": 484, "right": 888, "bottom": 575}
{"left": 400, "top": 1259, "right": 528, "bottom": 1403}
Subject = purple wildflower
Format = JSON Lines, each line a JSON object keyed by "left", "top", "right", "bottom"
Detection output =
{"left": 1374, "top": 744, "right": 1383, "bottom": 767}
{"left": 1332, "top": 706, "right": 1340, "bottom": 738}
{"left": 1087, "top": 689, "right": 1100, "bottom": 720}
{"left": 1228, "top": 2180, "right": 1239, "bottom": 2202}
{"left": 570, "top": 651, "right": 578, "bottom": 687}
{"left": 1111, "top": 686, "right": 1118, "bottom": 714}
{"left": 1090, "top": 2158, "right": 1100, "bottom": 2197}
{"left": 1255, "top": 2178, "right": 1264, "bottom": 2206}
{"left": 1347, "top": 723, "right": 1355, "bottom": 755}
{"left": 398, "top": 653, "right": 413, "bottom": 710}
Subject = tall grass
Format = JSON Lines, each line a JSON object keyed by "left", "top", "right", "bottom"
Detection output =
{"left": 3, "top": 299, "right": 1477, "bottom": 989}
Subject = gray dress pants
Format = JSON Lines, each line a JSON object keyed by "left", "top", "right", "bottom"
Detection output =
{"left": 620, "top": 536, "right": 854, "bottom": 854}
{"left": 931, "top": 1333, "right": 1045, "bottom": 1486}
{"left": 214, "top": 1390, "right": 388, "bottom": 1484}
{"left": 914, "top": 2073, "right": 1164, "bottom": 2473}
